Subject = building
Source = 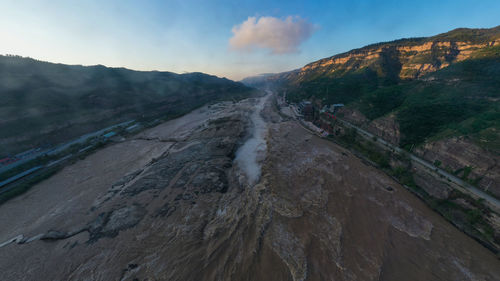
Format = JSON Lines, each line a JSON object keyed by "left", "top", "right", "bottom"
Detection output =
{"left": 102, "top": 131, "right": 116, "bottom": 138}
{"left": 298, "top": 101, "right": 315, "bottom": 121}
{"left": 321, "top": 103, "right": 344, "bottom": 114}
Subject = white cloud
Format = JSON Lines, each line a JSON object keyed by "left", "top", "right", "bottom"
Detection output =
{"left": 229, "top": 16, "right": 316, "bottom": 54}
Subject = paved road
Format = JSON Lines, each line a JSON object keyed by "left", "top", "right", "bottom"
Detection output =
{"left": 270, "top": 94, "right": 499, "bottom": 212}
{"left": 45, "top": 120, "right": 135, "bottom": 156}
{"left": 0, "top": 120, "right": 135, "bottom": 175}
{"left": 0, "top": 120, "right": 136, "bottom": 193}
{"left": 0, "top": 166, "right": 43, "bottom": 189}
{"left": 337, "top": 118, "right": 500, "bottom": 212}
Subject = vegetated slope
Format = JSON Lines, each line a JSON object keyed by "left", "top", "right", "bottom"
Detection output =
{"left": 270, "top": 26, "right": 500, "bottom": 151}
{"left": 0, "top": 55, "right": 256, "bottom": 155}
{"left": 252, "top": 25, "right": 500, "bottom": 196}
{"left": 281, "top": 25, "right": 500, "bottom": 84}
{"left": 351, "top": 49, "right": 500, "bottom": 150}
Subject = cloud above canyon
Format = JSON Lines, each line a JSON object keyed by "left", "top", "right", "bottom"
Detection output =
{"left": 229, "top": 16, "right": 317, "bottom": 54}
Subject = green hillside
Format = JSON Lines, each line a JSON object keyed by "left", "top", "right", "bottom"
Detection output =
{"left": 396, "top": 52, "right": 500, "bottom": 150}
{"left": 0, "top": 56, "right": 256, "bottom": 155}
{"left": 284, "top": 44, "right": 500, "bottom": 152}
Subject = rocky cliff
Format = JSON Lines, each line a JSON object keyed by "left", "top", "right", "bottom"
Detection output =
{"left": 296, "top": 39, "right": 499, "bottom": 81}
{"left": 415, "top": 137, "right": 500, "bottom": 198}
{"left": 337, "top": 106, "right": 500, "bottom": 197}
{"left": 337, "top": 108, "right": 401, "bottom": 146}
{"left": 271, "top": 26, "right": 500, "bottom": 84}
{"left": 254, "top": 25, "right": 500, "bottom": 198}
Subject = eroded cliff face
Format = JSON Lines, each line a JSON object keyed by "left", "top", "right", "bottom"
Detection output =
{"left": 415, "top": 137, "right": 500, "bottom": 198}
{"left": 366, "top": 114, "right": 401, "bottom": 146}
{"left": 336, "top": 107, "right": 499, "bottom": 196}
{"left": 1, "top": 96, "right": 500, "bottom": 281}
{"left": 293, "top": 38, "right": 500, "bottom": 82}
{"left": 336, "top": 107, "right": 368, "bottom": 125}
{"left": 337, "top": 108, "right": 400, "bottom": 146}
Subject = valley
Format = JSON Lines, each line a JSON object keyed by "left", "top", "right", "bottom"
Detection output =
{"left": 0, "top": 55, "right": 256, "bottom": 156}
{"left": 1, "top": 93, "right": 499, "bottom": 280}
{"left": 1, "top": 13, "right": 500, "bottom": 280}
{"left": 247, "top": 26, "right": 500, "bottom": 200}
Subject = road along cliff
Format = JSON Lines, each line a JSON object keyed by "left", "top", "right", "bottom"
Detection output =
{"left": 0, "top": 94, "right": 499, "bottom": 281}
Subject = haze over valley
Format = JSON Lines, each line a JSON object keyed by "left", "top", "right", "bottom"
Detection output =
{"left": 1, "top": 1, "right": 500, "bottom": 280}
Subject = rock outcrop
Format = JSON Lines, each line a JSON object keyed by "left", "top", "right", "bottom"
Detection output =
{"left": 337, "top": 107, "right": 499, "bottom": 195}
{"left": 337, "top": 108, "right": 400, "bottom": 146}
{"left": 256, "top": 26, "right": 500, "bottom": 87}
{"left": 295, "top": 39, "right": 500, "bottom": 81}
{"left": 415, "top": 137, "right": 500, "bottom": 197}
{"left": 365, "top": 114, "right": 401, "bottom": 146}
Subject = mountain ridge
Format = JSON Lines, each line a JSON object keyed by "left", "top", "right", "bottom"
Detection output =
{"left": 243, "top": 25, "right": 500, "bottom": 85}
{"left": 243, "top": 25, "right": 500, "bottom": 200}
{"left": 0, "top": 55, "right": 256, "bottom": 155}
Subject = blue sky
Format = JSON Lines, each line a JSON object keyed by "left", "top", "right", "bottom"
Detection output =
{"left": 1, "top": 0, "right": 500, "bottom": 80}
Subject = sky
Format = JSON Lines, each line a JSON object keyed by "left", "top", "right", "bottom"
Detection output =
{"left": 1, "top": 0, "right": 500, "bottom": 80}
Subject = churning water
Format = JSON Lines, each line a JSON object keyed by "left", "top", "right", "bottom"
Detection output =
{"left": 234, "top": 94, "right": 270, "bottom": 186}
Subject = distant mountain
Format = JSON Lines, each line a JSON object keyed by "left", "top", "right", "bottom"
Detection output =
{"left": 240, "top": 73, "right": 280, "bottom": 87}
{"left": 0, "top": 56, "right": 256, "bottom": 155}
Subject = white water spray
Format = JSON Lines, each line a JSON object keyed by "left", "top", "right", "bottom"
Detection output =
{"left": 234, "top": 94, "right": 270, "bottom": 186}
